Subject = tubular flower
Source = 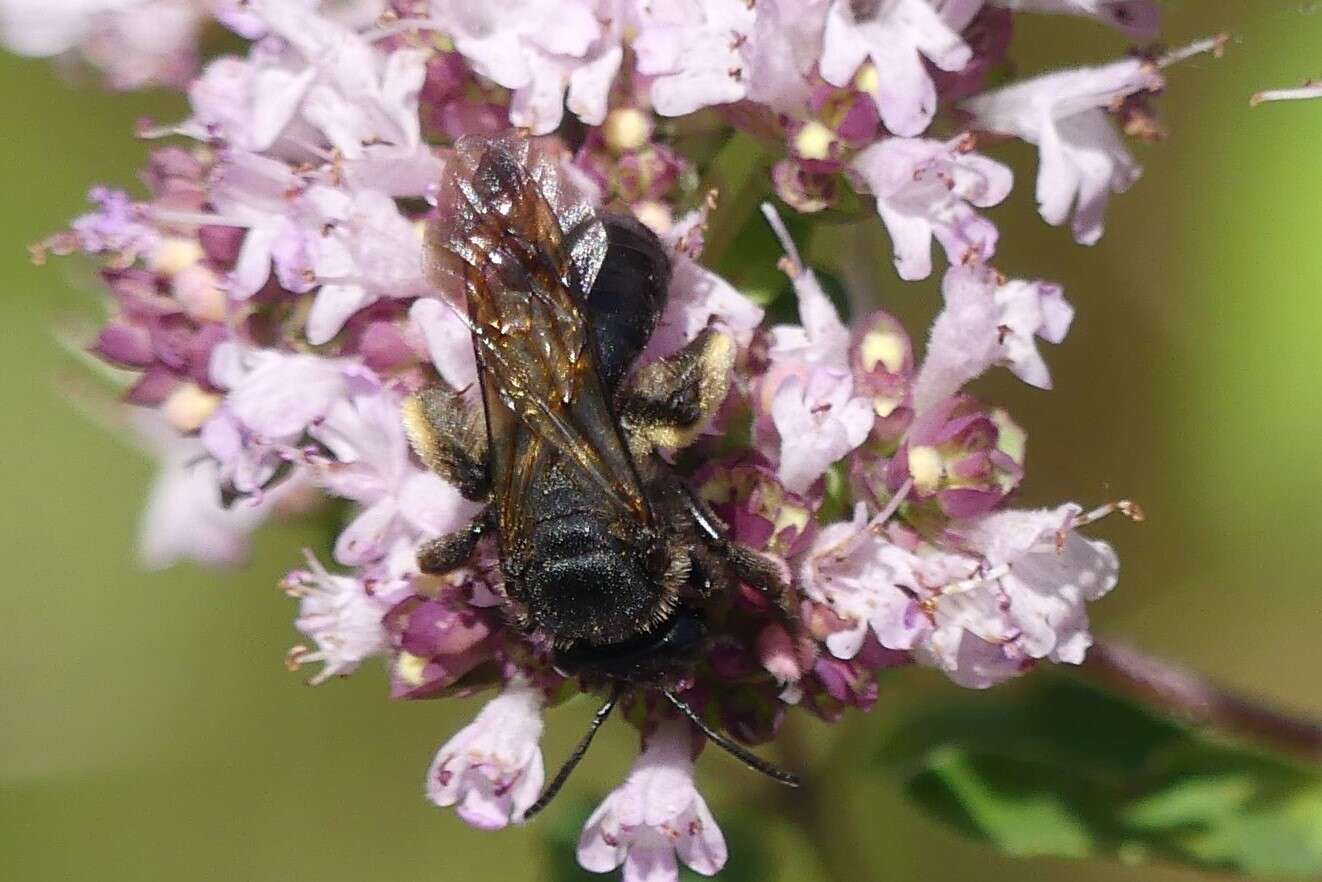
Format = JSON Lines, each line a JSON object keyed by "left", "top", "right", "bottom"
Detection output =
{"left": 578, "top": 722, "right": 727, "bottom": 882}
{"left": 426, "top": 677, "right": 547, "bottom": 829}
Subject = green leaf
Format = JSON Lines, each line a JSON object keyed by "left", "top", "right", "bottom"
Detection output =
{"left": 878, "top": 677, "right": 1322, "bottom": 877}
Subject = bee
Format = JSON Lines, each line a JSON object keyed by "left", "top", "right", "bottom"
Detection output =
{"left": 402, "top": 135, "right": 798, "bottom": 817}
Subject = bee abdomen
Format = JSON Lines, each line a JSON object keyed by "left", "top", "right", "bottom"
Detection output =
{"left": 586, "top": 214, "right": 671, "bottom": 392}
{"left": 516, "top": 512, "right": 662, "bottom": 646}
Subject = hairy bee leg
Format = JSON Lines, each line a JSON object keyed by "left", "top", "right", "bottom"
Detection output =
{"left": 677, "top": 487, "right": 797, "bottom": 618}
{"left": 417, "top": 510, "right": 493, "bottom": 574}
{"left": 401, "top": 385, "right": 490, "bottom": 502}
{"left": 619, "top": 328, "right": 736, "bottom": 459}
{"left": 723, "top": 542, "right": 796, "bottom": 617}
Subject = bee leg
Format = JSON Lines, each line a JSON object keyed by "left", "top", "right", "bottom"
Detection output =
{"left": 677, "top": 487, "right": 797, "bottom": 619}
{"left": 401, "top": 385, "right": 490, "bottom": 502}
{"left": 417, "top": 509, "right": 493, "bottom": 574}
{"left": 619, "top": 327, "right": 736, "bottom": 459}
{"left": 722, "top": 542, "right": 796, "bottom": 618}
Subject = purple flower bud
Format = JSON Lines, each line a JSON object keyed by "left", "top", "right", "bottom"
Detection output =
{"left": 198, "top": 225, "right": 245, "bottom": 268}
{"left": 94, "top": 322, "right": 154, "bottom": 368}
{"left": 384, "top": 594, "right": 497, "bottom": 700}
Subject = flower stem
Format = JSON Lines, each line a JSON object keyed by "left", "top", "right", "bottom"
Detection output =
{"left": 1078, "top": 640, "right": 1322, "bottom": 762}
{"left": 698, "top": 132, "right": 776, "bottom": 269}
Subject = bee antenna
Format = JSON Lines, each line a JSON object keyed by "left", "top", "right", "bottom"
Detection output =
{"left": 521, "top": 684, "right": 622, "bottom": 822}
{"left": 661, "top": 690, "right": 800, "bottom": 788}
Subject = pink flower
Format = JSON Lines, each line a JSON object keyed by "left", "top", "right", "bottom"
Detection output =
{"left": 70, "top": 187, "right": 160, "bottom": 259}
{"left": 800, "top": 505, "right": 927, "bottom": 658}
{"left": 849, "top": 309, "right": 915, "bottom": 443}
{"left": 820, "top": 0, "right": 974, "bottom": 136}
{"left": 431, "top": 0, "right": 622, "bottom": 134}
{"left": 211, "top": 343, "right": 348, "bottom": 439}
{"left": 577, "top": 721, "right": 727, "bottom": 882}
{"left": 187, "top": 0, "right": 440, "bottom": 192}
{"left": 633, "top": 0, "right": 756, "bottom": 116}
{"left": 640, "top": 208, "right": 765, "bottom": 362}
{"left": 886, "top": 394, "right": 1025, "bottom": 518}
{"left": 964, "top": 40, "right": 1222, "bottom": 244}
{"left": 0, "top": 0, "right": 203, "bottom": 89}
{"left": 992, "top": 0, "right": 1160, "bottom": 40}
{"left": 286, "top": 549, "right": 393, "bottom": 684}
{"left": 962, "top": 504, "right": 1119, "bottom": 664}
{"left": 133, "top": 413, "right": 278, "bottom": 569}
{"left": 184, "top": 46, "right": 317, "bottom": 153}
{"left": 384, "top": 591, "right": 496, "bottom": 699}
{"left": 695, "top": 456, "right": 817, "bottom": 560}
{"left": 849, "top": 134, "right": 1012, "bottom": 280}
{"left": 306, "top": 372, "right": 482, "bottom": 566}
{"left": 745, "top": 0, "right": 832, "bottom": 113}
{"left": 202, "top": 343, "right": 349, "bottom": 495}
{"left": 758, "top": 205, "right": 873, "bottom": 493}
{"left": 426, "top": 678, "right": 546, "bottom": 830}
{"left": 203, "top": 150, "right": 310, "bottom": 298}
{"left": 770, "top": 372, "right": 875, "bottom": 495}
{"left": 300, "top": 185, "right": 429, "bottom": 344}
{"left": 912, "top": 263, "right": 1073, "bottom": 412}
{"left": 409, "top": 298, "right": 479, "bottom": 394}
{"left": 214, "top": 0, "right": 383, "bottom": 42}
{"left": 911, "top": 503, "right": 1119, "bottom": 686}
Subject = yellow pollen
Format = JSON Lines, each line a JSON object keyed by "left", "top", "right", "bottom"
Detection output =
{"left": 990, "top": 408, "right": 1026, "bottom": 468}
{"left": 873, "top": 396, "right": 900, "bottom": 418}
{"left": 603, "top": 107, "right": 654, "bottom": 154}
{"left": 860, "top": 330, "right": 905, "bottom": 373}
{"left": 773, "top": 504, "right": 810, "bottom": 537}
{"left": 794, "top": 121, "right": 836, "bottom": 161}
{"left": 908, "top": 445, "right": 944, "bottom": 493}
{"left": 162, "top": 383, "right": 221, "bottom": 433}
{"left": 395, "top": 652, "right": 428, "bottom": 687}
{"left": 172, "top": 265, "right": 226, "bottom": 323}
{"left": 148, "top": 238, "right": 204, "bottom": 277}
{"left": 854, "top": 63, "right": 880, "bottom": 96}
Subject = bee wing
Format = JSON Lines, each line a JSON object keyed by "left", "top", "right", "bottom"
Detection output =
{"left": 427, "top": 135, "right": 654, "bottom": 537}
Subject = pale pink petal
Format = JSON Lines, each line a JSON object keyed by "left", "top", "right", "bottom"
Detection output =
{"left": 227, "top": 352, "right": 346, "bottom": 439}
{"left": 410, "top": 298, "right": 479, "bottom": 392}
{"left": 398, "top": 470, "right": 483, "bottom": 538}
{"left": 622, "top": 843, "right": 681, "bottom": 882}
{"left": 307, "top": 283, "right": 372, "bottom": 345}
{"left": 334, "top": 496, "right": 398, "bottom": 565}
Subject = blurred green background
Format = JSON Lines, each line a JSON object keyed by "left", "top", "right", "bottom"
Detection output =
{"left": 2, "top": 3, "right": 1320, "bottom": 880}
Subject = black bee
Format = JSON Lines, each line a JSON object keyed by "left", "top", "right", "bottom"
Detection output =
{"left": 402, "top": 135, "right": 798, "bottom": 816}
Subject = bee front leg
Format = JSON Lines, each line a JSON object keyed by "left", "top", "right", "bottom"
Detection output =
{"left": 417, "top": 509, "right": 494, "bottom": 574}
{"left": 401, "top": 385, "right": 490, "bottom": 502}
{"left": 618, "top": 328, "right": 736, "bottom": 459}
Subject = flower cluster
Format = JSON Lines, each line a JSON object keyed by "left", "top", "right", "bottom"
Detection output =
{"left": 23, "top": 1, "right": 1217, "bottom": 880}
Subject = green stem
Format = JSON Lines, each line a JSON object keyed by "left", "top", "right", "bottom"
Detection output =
{"left": 696, "top": 132, "right": 777, "bottom": 270}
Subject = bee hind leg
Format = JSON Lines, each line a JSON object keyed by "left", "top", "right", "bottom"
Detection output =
{"left": 678, "top": 487, "right": 796, "bottom": 619}
{"left": 722, "top": 542, "right": 796, "bottom": 617}
{"left": 619, "top": 328, "right": 736, "bottom": 459}
{"left": 401, "top": 384, "right": 490, "bottom": 502}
